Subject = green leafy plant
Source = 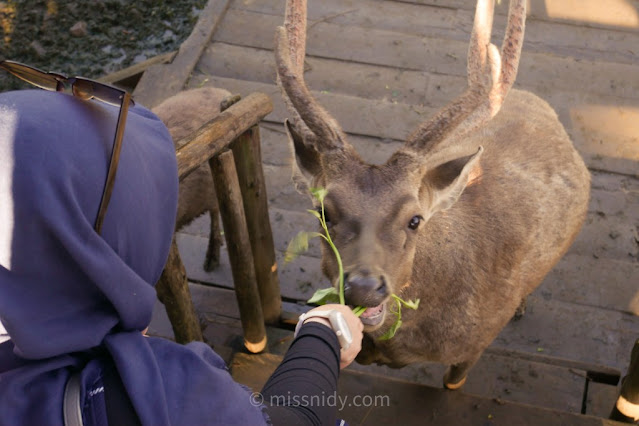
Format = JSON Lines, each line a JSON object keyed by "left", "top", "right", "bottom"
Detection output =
{"left": 285, "top": 187, "right": 346, "bottom": 305}
{"left": 377, "top": 295, "right": 420, "bottom": 340}
{"left": 285, "top": 187, "right": 420, "bottom": 338}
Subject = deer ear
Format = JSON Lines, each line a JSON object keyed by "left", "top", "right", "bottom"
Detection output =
{"left": 285, "top": 119, "right": 322, "bottom": 193}
{"left": 423, "top": 146, "right": 483, "bottom": 213}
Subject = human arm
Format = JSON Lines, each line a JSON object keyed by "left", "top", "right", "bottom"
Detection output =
{"left": 260, "top": 304, "right": 363, "bottom": 425}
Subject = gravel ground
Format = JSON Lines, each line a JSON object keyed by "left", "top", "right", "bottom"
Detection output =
{"left": 0, "top": 0, "right": 207, "bottom": 92}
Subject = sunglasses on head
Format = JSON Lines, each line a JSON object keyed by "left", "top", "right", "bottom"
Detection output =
{"left": 0, "top": 60, "right": 134, "bottom": 234}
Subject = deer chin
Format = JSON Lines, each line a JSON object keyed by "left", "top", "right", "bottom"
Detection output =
{"left": 358, "top": 302, "right": 387, "bottom": 330}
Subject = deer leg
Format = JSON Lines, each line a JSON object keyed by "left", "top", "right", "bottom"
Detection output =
{"left": 156, "top": 237, "right": 203, "bottom": 343}
{"left": 203, "top": 193, "right": 222, "bottom": 271}
{"left": 201, "top": 94, "right": 242, "bottom": 272}
{"left": 443, "top": 354, "right": 480, "bottom": 390}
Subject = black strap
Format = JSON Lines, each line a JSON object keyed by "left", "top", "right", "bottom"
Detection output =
{"left": 102, "top": 359, "right": 141, "bottom": 426}
{"left": 63, "top": 357, "right": 141, "bottom": 426}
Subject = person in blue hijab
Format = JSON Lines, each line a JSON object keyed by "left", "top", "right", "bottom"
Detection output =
{"left": 0, "top": 84, "right": 363, "bottom": 425}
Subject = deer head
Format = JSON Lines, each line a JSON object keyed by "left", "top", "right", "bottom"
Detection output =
{"left": 276, "top": 0, "right": 526, "bottom": 330}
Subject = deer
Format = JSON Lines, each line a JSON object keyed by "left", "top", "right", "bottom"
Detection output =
{"left": 150, "top": 87, "right": 233, "bottom": 343}
{"left": 275, "top": 0, "right": 590, "bottom": 389}
{"left": 153, "top": 87, "right": 232, "bottom": 272}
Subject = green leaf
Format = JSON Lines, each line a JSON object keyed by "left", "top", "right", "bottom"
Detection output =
{"left": 310, "top": 187, "right": 328, "bottom": 203}
{"left": 352, "top": 306, "right": 367, "bottom": 317}
{"left": 388, "top": 297, "right": 401, "bottom": 315}
{"left": 307, "top": 209, "right": 322, "bottom": 220}
{"left": 378, "top": 319, "right": 402, "bottom": 340}
{"left": 307, "top": 287, "right": 340, "bottom": 305}
{"left": 400, "top": 298, "right": 420, "bottom": 310}
{"left": 284, "top": 231, "right": 322, "bottom": 264}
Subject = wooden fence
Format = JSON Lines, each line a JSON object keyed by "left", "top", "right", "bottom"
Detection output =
{"left": 170, "top": 92, "right": 280, "bottom": 353}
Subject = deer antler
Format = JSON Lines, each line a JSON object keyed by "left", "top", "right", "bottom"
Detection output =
{"left": 275, "top": 0, "right": 348, "bottom": 152}
{"left": 400, "top": 0, "right": 526, "bottom": 164}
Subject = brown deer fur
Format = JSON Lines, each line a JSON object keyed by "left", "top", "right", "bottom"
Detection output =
{"left": 276, "top": 0, "right": 590, "bottom": 388}
{"left": 152, "top": 87, "right": 230, "bottom": 270}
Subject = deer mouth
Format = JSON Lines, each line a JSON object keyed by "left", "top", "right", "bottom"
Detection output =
{"left": 358, "top": 302, "right": 386, "bottom": 327}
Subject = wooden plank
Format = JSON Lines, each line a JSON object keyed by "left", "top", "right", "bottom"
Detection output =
{"left": 210, "top": 150, "right": 267, "bottom": 353}
{"left": 588, "top": 381, "right": 621, "bottom": 419}
{"left": 417, "top": 76, "right": 639, "bottom": 178}
{"left": 199, "top": 40, "right": 639, "bottom": 147}
{"left": 176, "top": 205, "right": 322, "bottom": 261}
{"left": 229, "top": 0, "right": 639, "bottom": 64}
{"left": 149, "top": 283, "right": 305, "bottom": 350}
{"left": 541, "top": 254, "right": 639, "bottom": 314}
{"left": 257, "top": 124, "right": 404, "bottom": 168}
{"left": 174, "top": 232, "right": 326, "bottom": 301}
{"left": 190, "top": 74, "right": 639, "bottom": 177}
{"left": 493, "top": 294, "right": 639, "bottom": 373}
{"left": 230, "top": 352, "right": 624, "bottom": 425}
{"left": 213, "top": 8, "right": 639, "bottom": 100}
{"left": 199, "top": 42, "right": 431, "bottom": 106}
{"left": 346, "top": 350, "right": 592, "bottom": 414}
{"left": 133, "top": 0, "right": 231, "bottom": 108}
{"left": 485, "top": 347, "right": 620, "bottom": 386}
{"left": 230, "top": 0, "right": 465, "bottom": 37}
{"left": 201, "top": 41, "right": 639, "bottom": 122}
{"left": 214, "top": 9, "right": 451, "bottom": 72}
{"left": 262, "top": 163, "right": 311, "bottom": 212}
{"left": 98, "top": 51, "right": 177, "bottom": 90}
{"left": 429, "top": 81, "right": 639, "bottom": 178}
{"left": 231, "top": 126, "right": 282, "bottom": 324}
{"left": 188, "top": 283, "right": 306, "bottom": 327}
{"left": 394, "top": 0, "right": 639, "bottom": 33}
{"left": 188, "top": 75, "right": 434, "bottom": 142}
{"left": 175, "top": 92, "right": 273, "bottom": 180}
{"left": 337, "top": 368, "right": 621, "bottom": 425}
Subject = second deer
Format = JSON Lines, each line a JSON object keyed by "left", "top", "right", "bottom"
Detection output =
{"left": 151, "top": 87, "right": 230, "bottom": 343}
{"left": 276, "top": 0, "right": 590, "bottom": 388}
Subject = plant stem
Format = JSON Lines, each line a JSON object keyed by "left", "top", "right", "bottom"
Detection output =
{"left": 318, "top": 202, "right": 345, "bottom": 305}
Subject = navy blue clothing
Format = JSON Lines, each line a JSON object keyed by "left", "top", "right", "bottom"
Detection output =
{"left": 0, "top": 90, "right": 267, "bottom": 425}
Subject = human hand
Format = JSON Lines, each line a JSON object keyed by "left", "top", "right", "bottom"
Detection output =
{"left": 303, "top": 304, "right": 364, "bottom": 369}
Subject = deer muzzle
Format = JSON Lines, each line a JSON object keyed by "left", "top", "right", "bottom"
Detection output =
{"left": 344, "top": 271, "right": 390, "bottom": 326}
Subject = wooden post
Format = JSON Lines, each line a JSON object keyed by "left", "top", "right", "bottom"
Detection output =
{"left": 155, "top": 238, "right": 203, "bottom": 344}
{"left": 231, "top": 126, "right": 282, "bottom": 325}
{"left": 610, "top": 339, "right": 639, "bottom": 422}
{"left": 209, "top": 149, "right": 267, "bottom": 353}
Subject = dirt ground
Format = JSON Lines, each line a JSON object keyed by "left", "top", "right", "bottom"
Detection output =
{"left": 0, "top": 0, "right": 205, "bottom": 91}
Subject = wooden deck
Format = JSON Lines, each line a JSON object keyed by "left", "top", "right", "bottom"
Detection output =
{"left": 141, "top": 0, "right": 639, "bottom": 423}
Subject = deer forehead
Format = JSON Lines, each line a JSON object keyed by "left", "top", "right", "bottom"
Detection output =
{"left": 322, "top": 165, "right": 423, "bottom": 222}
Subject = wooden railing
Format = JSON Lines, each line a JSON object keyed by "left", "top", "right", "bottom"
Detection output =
{"left": 169, "top": 92, "right": 280, "bottom": 353}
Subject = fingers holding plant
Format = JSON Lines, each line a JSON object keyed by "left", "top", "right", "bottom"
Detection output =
{"left": 304, "top": 304, "right": 364, "bottom": 369}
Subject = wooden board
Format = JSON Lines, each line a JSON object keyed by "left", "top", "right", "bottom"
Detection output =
{"left": 230, "top": 351, "right": 626, "bottom": 425}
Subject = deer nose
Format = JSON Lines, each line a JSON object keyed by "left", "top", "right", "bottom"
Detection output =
{"left": 343, "top": 272, "right": 389, "bottom": 307}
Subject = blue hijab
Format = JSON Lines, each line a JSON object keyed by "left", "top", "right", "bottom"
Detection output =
{"left": 0, "top": 90, "right": 267, "bottom": 425}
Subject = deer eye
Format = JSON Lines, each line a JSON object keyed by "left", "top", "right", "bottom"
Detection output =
{"left": 408, "top": 215, "right": 423, "bottom": 230}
